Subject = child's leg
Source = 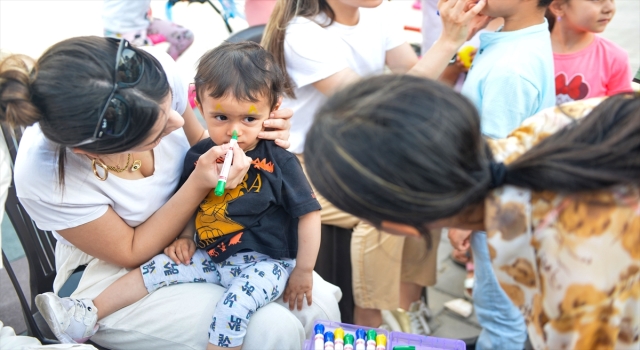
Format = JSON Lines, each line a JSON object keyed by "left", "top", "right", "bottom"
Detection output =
{"left": 208, "top": 253, "right": 295, "bottom": 349}
{"left": 147, "top": 18, "right": 194, "bottom": 60}
{"left": 36, "top": 250, "right": 221, "bottom": 344}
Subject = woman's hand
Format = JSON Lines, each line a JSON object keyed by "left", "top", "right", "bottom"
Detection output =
{"left": 283, "top": 267, "right": 313, "bottom": 311}
{"left": 191, "top": 143, "right": 251, "bottom": 190}
{"left": 258, "top": 97, "right": 292, "bottom": 149}
{"left": 165, "top": 237, "right": 196, "bottom": 265}
{"left": 437, "top": 0, "right": 489, "bottom": 47}
{"left": 448, "top": 228, "right": 473, "bottom": 251}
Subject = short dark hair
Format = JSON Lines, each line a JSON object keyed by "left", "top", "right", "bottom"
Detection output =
{"left": 194, "top": 41, "right": 284, "bottom": 110}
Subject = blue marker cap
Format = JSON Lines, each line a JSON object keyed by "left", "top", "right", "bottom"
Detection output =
{"left": 324, "top": 331, "right": 334, "bottom": 343}
{"left": 356, "top": 329, "right": 366, "bottom": 340}
{"left": 314, "top": 324, "right": 325, "bottom": 335}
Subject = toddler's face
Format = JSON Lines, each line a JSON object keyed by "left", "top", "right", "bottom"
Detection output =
{"left": 561, "top": 0, "right": 615, "bottom": 33}
{"left": 197, "top": 92, "right": 272, "bottom": 152}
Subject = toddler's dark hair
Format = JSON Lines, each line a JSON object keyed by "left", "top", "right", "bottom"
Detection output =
{"left": 195, "top": 41, "right": 284, "bottom": 110}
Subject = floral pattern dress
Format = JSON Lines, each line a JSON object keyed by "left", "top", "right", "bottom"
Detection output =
{"left": 485, "top": 97, "right": 640, "bottom": 350}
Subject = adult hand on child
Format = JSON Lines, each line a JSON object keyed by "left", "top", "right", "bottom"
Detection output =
{"left": 165, "top": 237, "right": 196, "bottom": 265}
{"left": 437, "top": 0, "right": 488, "bottom": 47}
{"left": 259, "top": 97, "right": 292, "bottom": 149}
{"left": 283, "top": 267, "right": 313, "bottom": 311}
{"left": 464, "top": 1, "right": 493, "bottom": 41}
{"left": 448, "top": 228, "right": 473, "bottom": 251}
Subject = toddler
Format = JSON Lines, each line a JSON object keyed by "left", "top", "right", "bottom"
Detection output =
{"left": 548, "top": 0, "right": 632, "bottom": 104}
{"left": 36, "top": 41, "right": 321, "bottom": 350}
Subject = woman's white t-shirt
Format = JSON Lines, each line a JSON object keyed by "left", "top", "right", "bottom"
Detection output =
{"left": 281, "top": 3, "right": 405, "bottom": 154}
{"left": 14, "top": 47, "right": 190, "bottom": 246}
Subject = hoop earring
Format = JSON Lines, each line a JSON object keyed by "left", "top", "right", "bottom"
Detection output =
{"left": 92, "top": 158, "right": 109, "bottom": 181}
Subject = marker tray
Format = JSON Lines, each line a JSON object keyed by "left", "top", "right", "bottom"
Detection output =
{"left": 306, "top": 320, "right": 465, "bottom": 350}
{"left": 387, "top": 331, "right": 465, "bottom": 350}
{"left": 305, "top": 320, "right": 389, "bottom": 350}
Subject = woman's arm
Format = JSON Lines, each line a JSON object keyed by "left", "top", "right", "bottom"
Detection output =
{"left": 407, "top": 0, "right": 488, "bottom": 79}
{"left": 56, "top": 144, "right": 252, "bottom": 268}
{"left": 313, "top": 0, "right": 488, "bottom": 94}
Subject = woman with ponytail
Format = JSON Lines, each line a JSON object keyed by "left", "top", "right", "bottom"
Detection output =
{"left": 0, "top": 36, "right": 340, "bottom": 349}
{"left": 262, "top": 0, "right": 491, "bottom": 330}
{"left": 304, "top": 74, "right": 640, "bottom": 350}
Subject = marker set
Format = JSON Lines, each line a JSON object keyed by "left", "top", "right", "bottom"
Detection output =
{"left": 305, "top": 321, "right": 465, "bottom": 350}
{"left": 312, "top": 324, "right": 386, "bottom": 350}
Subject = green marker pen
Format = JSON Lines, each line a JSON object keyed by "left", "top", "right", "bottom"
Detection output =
{"left": 344, "top": 333, "right": 355, "bottom": 350}
{"left": 214, "top": 130, "right": 238, "bottom": 196}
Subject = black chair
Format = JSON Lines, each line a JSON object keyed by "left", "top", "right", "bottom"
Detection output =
{"left": 1, "top": 123, "right": 59, "bottom": 344}
{"left": 2, "top": 124, "right": 106, "bottom": 349}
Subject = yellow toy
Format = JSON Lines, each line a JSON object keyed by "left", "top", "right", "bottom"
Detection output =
{"left": 458, "top": 45, "right": 476, "bottom": 69}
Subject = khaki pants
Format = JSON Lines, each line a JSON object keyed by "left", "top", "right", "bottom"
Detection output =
{"left": 297, "top": 154, "right": 439, "bottom": 310}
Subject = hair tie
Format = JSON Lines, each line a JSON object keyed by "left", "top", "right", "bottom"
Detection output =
{"left": 488, "top": 162, "right": 508, "bottom": 189}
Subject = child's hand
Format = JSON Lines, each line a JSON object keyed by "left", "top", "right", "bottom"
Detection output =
{"left": 164, "top": 237, "right": 196, "bottom": 265}
{"left": 283, "top": 267, "right": 313, "bottom": 311}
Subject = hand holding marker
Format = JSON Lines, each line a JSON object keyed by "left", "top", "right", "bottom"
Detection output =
{"left": 214, "top": 130, "right": 238, "bottom": 196}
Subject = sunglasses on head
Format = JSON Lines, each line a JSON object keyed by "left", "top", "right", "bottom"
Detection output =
{"left": 71, "top": 38, "right": 144, "bottom": 147}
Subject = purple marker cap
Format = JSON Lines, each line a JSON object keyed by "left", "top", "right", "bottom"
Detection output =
{"left": 314, "top": 324, "right": 325, "bottom": 335}
{"left": 356, "top": 329, "right": 366, "bottom": 340}
{"left": 324, "top": 332, "right": 334, "bottom": 343}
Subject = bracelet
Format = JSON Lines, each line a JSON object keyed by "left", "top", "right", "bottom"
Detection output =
{"left": 449, "top": 53, "right": 458, "bottom": 65}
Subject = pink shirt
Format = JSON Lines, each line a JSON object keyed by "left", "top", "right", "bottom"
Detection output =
{"left": 553, "top": 35, "right": 632, "bottom": 104}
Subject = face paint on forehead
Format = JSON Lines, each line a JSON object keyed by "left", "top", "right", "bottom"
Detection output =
{"left": 215, "top": 103, "right": 224, "bottom": 112}
{"left": 248, "top": 105, "right": 258, "bottom": 114}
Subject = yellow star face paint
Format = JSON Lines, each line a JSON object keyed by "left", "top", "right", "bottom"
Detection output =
{"left": 215, "top": 103, "right": 224, "bottom": 112}
{"left": 248, "top": 105, "right": 258, "bottom": 114}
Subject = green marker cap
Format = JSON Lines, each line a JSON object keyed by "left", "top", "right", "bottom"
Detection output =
{"left": 214, "top": 181, "right": 226, "bottom": 196}
{"left": 392, "top": 346, "right": 416, "bottom": 350}
{"left": 366, "top": 329, "right": 376, "bottom": 341}
{"left": 344, "top": 333, "right": 354, "bottom": 345}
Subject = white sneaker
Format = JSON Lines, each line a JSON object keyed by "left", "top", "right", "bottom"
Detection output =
{"left": 35, "top": 292, "right": 99, "bottom": 343}
{"left": 380, "top": 309, "right": 403, "bottom": 332}
{"left": 407, "top": 300, "right": 432, "bottom": 335}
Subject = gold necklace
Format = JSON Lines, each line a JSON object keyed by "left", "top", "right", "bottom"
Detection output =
{"left": 102, "top": 153, "right": 131, "bottom": 173}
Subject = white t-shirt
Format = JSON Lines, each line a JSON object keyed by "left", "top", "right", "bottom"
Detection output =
{"left": 14, "top": 47, "right": 190, "bottom": 246}
{"left": 102, "top": 0, "right": 151, "bottom": 33}
{"left": 281, "top": 3, "right": 405, "bottom": 154}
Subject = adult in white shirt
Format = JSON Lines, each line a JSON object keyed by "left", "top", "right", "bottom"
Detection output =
{"left": 0, "top": 37, "right": 340, "bottom": 349}
{"left": 262, "top": 0, "right": 491, "bottom": 329}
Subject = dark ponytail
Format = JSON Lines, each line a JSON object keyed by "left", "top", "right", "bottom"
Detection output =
{"left": 303, "top": 75, "right": 640, "bottom": 242}
{"left": 504, "top": 94, "right": 640, "bottom": 192}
